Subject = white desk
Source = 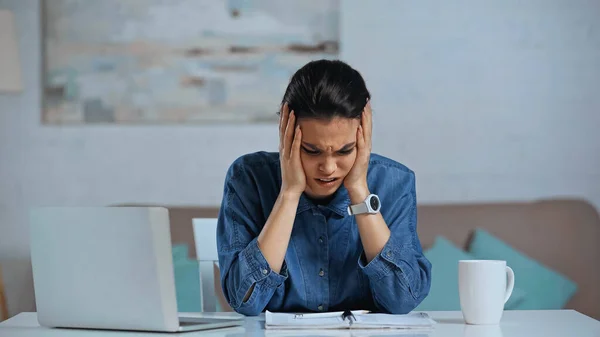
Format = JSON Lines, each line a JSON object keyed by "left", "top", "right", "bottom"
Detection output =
{"left": 0, "top": 310, "right": 599, "bottom": 337}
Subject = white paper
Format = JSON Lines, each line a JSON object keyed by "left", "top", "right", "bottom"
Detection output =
{"left": 0, "top": 10, "right": 23, "bottom": 93}
{"left": 265, "top": 311, "right": 435, "bottom": 330}
{"left": 353, "top": 312, "right": 436, "bottom": 328}
{"left": 265, "top": 311, "right": 348, "bottom": 329}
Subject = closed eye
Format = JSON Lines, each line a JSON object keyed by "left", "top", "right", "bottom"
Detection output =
{"left": 301, "top": 146, "right": 320, "bottom": 155}
{"left": 337, "top": 147, "right": 355, "bottom": 156}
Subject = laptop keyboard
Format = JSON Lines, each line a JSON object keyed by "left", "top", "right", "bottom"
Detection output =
{"left": 179, "top": 320, "right": 203, "bottom": 327}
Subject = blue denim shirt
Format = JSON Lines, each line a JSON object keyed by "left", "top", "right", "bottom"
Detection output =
{"left": 216, "top": 151, "right": 432, "bottom": 316}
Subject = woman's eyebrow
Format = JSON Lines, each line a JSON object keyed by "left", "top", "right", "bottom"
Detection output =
{"left": 301, "top": 142, "right": 356, "bottom": 151}
{"left": 301, "top": 142, "right": 319, "bottom": 150}
{"left": 339, "top": 142, "right": 356, "bottom": 151}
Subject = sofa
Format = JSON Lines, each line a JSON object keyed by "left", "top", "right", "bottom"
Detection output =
{"left": 131, "top": 198, "right": 600, "bottom": 319}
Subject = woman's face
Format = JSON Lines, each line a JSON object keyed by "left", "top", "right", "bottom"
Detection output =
{"left": 296, "top": 117, "right": 360, "bottom": 199}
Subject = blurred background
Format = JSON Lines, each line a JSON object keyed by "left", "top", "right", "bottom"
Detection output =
{"left": 0, "top": 0, "right": 599, "bottom": 321}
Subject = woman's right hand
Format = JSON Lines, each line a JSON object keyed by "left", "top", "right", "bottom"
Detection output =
{"left": 279, "top": 103, "right": 306, "bottom": 198}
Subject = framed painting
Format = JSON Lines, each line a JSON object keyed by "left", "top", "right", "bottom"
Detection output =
{"left": 41, "top": 0, "right": 339, "bottom": 124}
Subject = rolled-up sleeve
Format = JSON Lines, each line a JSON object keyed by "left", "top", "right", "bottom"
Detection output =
{"left": 216, "top": 163, "right": 288, "bottom": 316}
{"left": 358, "top": 170, "right": 432, "bottom": 314}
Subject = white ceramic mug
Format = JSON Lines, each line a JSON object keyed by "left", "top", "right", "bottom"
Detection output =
{"left": 458, "top": 260, "right": 514, "bottom": 325}
{"left": 463, "top": 324, "right": 504, "bottom": 337}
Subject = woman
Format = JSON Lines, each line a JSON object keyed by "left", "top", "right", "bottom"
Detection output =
{"left": 216, "top": 59, "right": 431, "bottom": 316}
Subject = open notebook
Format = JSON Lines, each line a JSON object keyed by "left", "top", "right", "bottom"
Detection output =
{"left": 265, "top": 310, "right": 435, "bottom": 330}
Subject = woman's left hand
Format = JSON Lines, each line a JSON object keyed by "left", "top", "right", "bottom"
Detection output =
{"left": 344, "top": 100, "right": 372, "bottom": 203}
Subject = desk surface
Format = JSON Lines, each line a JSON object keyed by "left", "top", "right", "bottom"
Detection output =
{"left": 1, "top": 310, "right": 599, "bottom": 337}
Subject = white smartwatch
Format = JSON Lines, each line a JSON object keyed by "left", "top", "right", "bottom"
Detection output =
{"left": 347, "top": 194, "right": 381, "bottom": 215}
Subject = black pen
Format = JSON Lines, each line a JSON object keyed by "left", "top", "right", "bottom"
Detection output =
{"left": 342, "top": 310, "right": 356, "bottom": 321}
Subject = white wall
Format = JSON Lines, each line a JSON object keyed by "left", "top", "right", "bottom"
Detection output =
{"left": 1, "top": 0, "right": 599, "bottom": 316}
{"left": 343, "top": 0, "right": 600, "bottom": 204}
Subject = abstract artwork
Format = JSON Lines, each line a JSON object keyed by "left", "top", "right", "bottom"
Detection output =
{"left": 0, "top": 10, "right": 23, "bottom": 93}
{"left": 42, "top": 0, "right": 339, "bottom": 124}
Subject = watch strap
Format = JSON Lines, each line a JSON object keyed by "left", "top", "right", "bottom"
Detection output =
{"left": 348, "top": 202, "right": 368, "bottom": 215}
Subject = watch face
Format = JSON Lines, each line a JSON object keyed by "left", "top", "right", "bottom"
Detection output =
{"left": 369, "top": 195, "right": 380, "bottom": 210}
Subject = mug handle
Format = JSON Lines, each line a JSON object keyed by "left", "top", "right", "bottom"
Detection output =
{"left": 504, "top": 266, "right": 515, "bottom": 304}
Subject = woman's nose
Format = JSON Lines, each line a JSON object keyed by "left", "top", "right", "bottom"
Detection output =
{"left": 318, "top": 158, "right": 336, "bottom": 175}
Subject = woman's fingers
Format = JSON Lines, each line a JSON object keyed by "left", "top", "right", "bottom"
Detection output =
{"left": 357, "top": 125, "right": 365, "bottom": 149}
{"left": 363, "top": 101, "right": 373, "bottom": 149}
{"left": 291, "top": 126, "right": 302, "bottom": 161}
{"left": 284, "top": 111, "right": 296, "bottom": 159}
{"left": 279, "top": 103, "right": 289, "bottom": 151}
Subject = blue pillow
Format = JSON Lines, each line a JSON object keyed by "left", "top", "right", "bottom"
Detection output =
{"left": 172, "top": 244, "right": 189, "bottom": 261}
{"left": 468, "top": 229, "right": 577, "bottom": 310}
{"left": 172, "top": 244, "right": 202, "bottom": 312}
{"left": 415, "top": 236, "right": 525, "bottom": 311}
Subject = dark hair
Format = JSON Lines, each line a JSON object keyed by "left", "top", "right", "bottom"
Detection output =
{"left": 280, "top": 59, "right": 370, "bottom": 120}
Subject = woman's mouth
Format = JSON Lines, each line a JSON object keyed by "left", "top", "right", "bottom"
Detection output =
{"left": 315, "top": 177, "right": 339, "bottom": 187}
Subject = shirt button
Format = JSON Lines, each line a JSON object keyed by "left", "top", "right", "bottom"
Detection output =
{"left": 262, "top": 269, "right": 268, "bottom": 275}
{"left": 319, "top": 269, "right": 325, "bottom": 277}
{"left": 386, "top": 251, "right": 392, "bottom": 258}
{"left": 318, "top": 237, "right": 324, "bottom": 244}
{"left": 318, "top": 305, "right": 324, "bottom": 311}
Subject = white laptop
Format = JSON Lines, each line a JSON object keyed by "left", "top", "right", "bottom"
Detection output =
{"left": 29, "top": 206, "right": 243, "bottom": 332}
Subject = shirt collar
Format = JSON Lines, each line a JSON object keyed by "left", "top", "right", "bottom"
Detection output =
{"left": 297, "top": 186, "right": 351, "bottom": 217}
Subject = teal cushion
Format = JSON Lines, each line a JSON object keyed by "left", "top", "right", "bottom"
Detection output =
{"left": 172, "top": 244, "right": 202, "bottom": 312}
{"left": 415, "top": 236, "right": 525, "bottom": 311}
{"left": 172, "top": 244, "right": 189, "bottom": 262}
{"left": 468, "top": 229, "right": 577, "bottom": 310}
